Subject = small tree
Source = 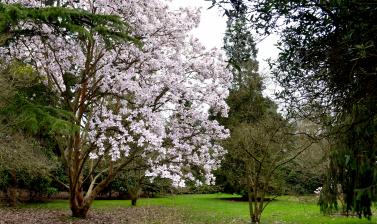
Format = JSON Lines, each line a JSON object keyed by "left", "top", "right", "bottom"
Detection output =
{"left": 125, "top": 171, "right": 144, "bottom": 206}
{"left": 227, "top": 116, "right": 313, "bottom": 224}
{"left": 120, "top": 158, "right": 147, "bottom": 206}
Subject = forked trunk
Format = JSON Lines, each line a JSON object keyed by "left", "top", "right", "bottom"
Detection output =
{"left": 68, "top": 167, "right": 118, "bottom": 218}
{"left": 67, "top": 132, "right": 126, "bottom": 218}
{"left": 248, "top": 190, "right": 261, "bottom": 224}
{"left": 69, "top": 185, "right": 91, "bottom": 218}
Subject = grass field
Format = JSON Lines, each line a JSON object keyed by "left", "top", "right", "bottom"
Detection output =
{"left": 18, "top": 194, "right": 376, "bottom": 223}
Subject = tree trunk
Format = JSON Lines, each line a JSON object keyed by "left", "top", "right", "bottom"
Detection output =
{"left": 131, "top": 198, "right": 137, "bottom": 206}
{"left": 248, "top": 193, "right": 261, "bottom": 224}
{"left": 68, "top": 166, "right": 119, "bottom": 218}
{"left": 69, "top": 171, "right": 93, "bottom": 219}
{"left": 248, "top": 188, "right": 262, "bottom": 224}
{"left": 251, "top": 213, "right": 261, "bottom": 224}
{"left": 129, "top": 188, "right": 139, "bottom": 206}
{"left": 248, "top": 190, "right": 254, "bottom": 222}
{"left": 66, "top": 132, "right": 130, "bottom": 218}
{"left": 71, "top": 205, "right": 89, "bottom": 218}
{"left": 70, "top": 186, "right": 90, "bottom": 218}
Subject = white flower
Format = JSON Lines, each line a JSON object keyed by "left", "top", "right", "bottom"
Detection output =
{"left": 1, "top": 0, "right": 232, "bottom": 186}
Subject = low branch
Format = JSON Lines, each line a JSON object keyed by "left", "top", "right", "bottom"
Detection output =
{"left": 49, "top": 174, "right": 69, "bottom": 190}
{"left": 272, "top": 142, "right": 314, "bottom": 174}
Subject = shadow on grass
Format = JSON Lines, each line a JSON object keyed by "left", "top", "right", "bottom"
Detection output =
{"left": 218, "top": 197, "right": 275, "bottom": 202}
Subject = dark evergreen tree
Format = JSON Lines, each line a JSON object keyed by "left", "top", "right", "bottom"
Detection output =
{"left": 214, "top": 0, "right": 270, "bottom": 195}
{"left": 223, "top": 0, "right": 258, "bottom": 89}
{"left": 0, "top": 2, "right": 139, "bottom": 47}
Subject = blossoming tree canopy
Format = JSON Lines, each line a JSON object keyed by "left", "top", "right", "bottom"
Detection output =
{"left": 0, "top": 0, "right": 232, "bottom": 188}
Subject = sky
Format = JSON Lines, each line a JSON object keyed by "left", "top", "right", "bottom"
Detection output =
{"left": 168, "top": 0, "right": 280, "bottom": 99}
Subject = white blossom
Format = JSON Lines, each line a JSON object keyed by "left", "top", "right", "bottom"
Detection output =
{"left": 1, "top": 0, "right": 232, "bottom": 187}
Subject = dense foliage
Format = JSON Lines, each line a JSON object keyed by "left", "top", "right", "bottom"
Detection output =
{"left": 0, "top": 62, "right": 61, "bottom": 205}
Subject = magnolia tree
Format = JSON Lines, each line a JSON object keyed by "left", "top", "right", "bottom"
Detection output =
{"left": 0, "top": 0, "right": 231, "bottom": 217}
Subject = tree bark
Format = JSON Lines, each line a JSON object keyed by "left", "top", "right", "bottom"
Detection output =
{"left": 66, "top": 130, "right": 133, "bottom": 218}
{"left": 69, "top": 183, "right": 89, "bottom": 218}
{"left": 71, "top": 205, "right": 89, "bottom": 218}
{"left": 68, "top": 163, "right": 120, "bottom": 218}
{"left": 131, "top": 198, "right": 137, "bottom": 206}
{"left": 248, "top": 186, "right": 262, "bottom": 224}
{"left": 129, "top": 186, "right": 140, "bottom": 207}
{"left": 248, "top": 190, "right": 262, "bottom": 224}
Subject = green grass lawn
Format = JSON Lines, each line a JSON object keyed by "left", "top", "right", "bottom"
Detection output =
{"left": 21, "top": 194, "right": 376, "bottom": 223}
